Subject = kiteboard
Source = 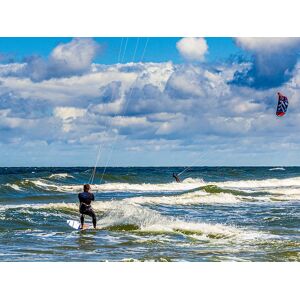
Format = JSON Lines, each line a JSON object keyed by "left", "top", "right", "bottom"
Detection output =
{"left": 67, "top": 220, "right": 91, "bottom": 230}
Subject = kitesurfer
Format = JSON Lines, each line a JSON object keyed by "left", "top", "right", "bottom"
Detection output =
{"left": 78, "top": 184, "right": 97, "bottom": 229}
{"left": 172, "top": 173, "right": 181, "bottom": 183}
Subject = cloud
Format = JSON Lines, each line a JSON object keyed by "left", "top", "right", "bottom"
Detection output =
{"left": 165, "top": 65, "right": 229, "bottom": 99}
{"left": 176, "top": 37, "right": 208, "bottom": 61}
{"left": 24, "top": 38, "right": 100, "bottom": 81}
{"left": 49, "top": 38, "right": 99, "bottom": 76}
{"left": 233, "top": 37, "right": 300, "bottom": 88}
{"left": 3, "top": 53, "right": 300, "bottom": 165}
{"left": 0, "top": 63, "right": 25, "bottom": 77}
{"left": 54, "top": 106, "right": 86, "bottom": 120}
{"left": 54, "top": 106, "right": 87, "bottom": 133}
{"left": 99, "top": 81, "right": 122, "bottom": 103}
{"left": 235, "top": 38, "right": 300, "bottom": 54}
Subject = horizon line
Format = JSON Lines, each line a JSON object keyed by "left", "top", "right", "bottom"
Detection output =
{"left": 0, "top": 165, "right": 297, "bottom": 168}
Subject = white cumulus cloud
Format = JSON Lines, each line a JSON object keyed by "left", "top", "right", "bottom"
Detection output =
{"left": 24, "top": 38, "right": 100, "bottom": 81}
{"left": 3, "top": 55, "right": 300, "bottom": 165}
{"left": 54, "top": 106, "right": 87, "bottom": 132}
{"left": 234, "top": 37, "right": 300, "bottom": 88}
{"left": 54, "top": 106, "right": 87, "bottom": 120}
{"left": 49, "top": 38, "right": 99, "bottom": 76}
{"left": 235, "top": 37, "right": 300, "bottom": 54}
{"left": 176, "top": 37, "right": 208, "bottom": 61}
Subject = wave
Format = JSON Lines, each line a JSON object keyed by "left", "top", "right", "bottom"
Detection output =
{"left": 126, "top": 191, "right": 243, "bottom": 205}
{"left": 265, "top": 187, "right": 300, "bottom": 195}
{"left": 199, "top": 184, "right": 263, "bottom": 196}
{"left": 269, "top": 167, "right": 286, "bottom": 171}
{"left": 2, "top": 183, "right": 24, "bottom": 192}
{"left": 2, "top": 174, "right": 300, "bottom": 203}
{"left": 214, "top": 177, "right": 300, "bottom": 190}
{"left": 21, "top": 179, "right": 69, "bottom": 192}
{"left": 0, "top": 177, "right": 204, "bottom": 194}
{"left": 90, "top": 178, "right": 204, "bottom": 193}
{"left": 269, "top": 194, "right": 300, "bottom": 201}
{"left": 0, "top": 200, "right": 271, "bottom": 242}
{"left": 48, "top": 173, "right": 74, "bottom": 179}
{"left": 27, "top": 176, "right": 300, "bottom": 195}
{"left": 95, "top": 173, "right": 136, "bottom": 183}
{"left": 0, "top": 179, "right": 82, "bottom": 194}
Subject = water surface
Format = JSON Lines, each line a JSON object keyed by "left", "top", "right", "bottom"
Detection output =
{"left": 0, "top": 167, "right": 299, "bottom": 261}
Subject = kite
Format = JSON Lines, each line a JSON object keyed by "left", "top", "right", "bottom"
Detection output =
{"left": 276, "top": 92, "right": 288, "bottom": 117}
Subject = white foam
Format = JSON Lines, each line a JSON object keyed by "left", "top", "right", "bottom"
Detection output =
{"left": 269, "top": 194, "right": 300, "bottom": 201}
{"left": 3, "top": 183, "right": 23, "bottom": 191}
{"left": 31, "top": 176, "right": 300, "bottom": 196}
{"left": 269, "top": 167, "right": 286, "bottom": 171}
{"left": 90, "top": 178, "right": 203, "bottom": 193}
{"left": 14, "top": 175, "right": 300, "bottom": 203}
{"left": 267, "top": 188, "right": 300, "bottom": 195}
{"left": 49, "top": 173, "right": 74, "bottom": 179}
{"left": 25, "top": 200, "right": 242, "bottom": 239}
{"left": 214, "top": 177, "right": 300, "bottom": 189}
{"left": 21, "top": 179, "right": 80, "bottom": 193}
{"left": 22, "top": 178, "right": 204, "bottom": 194}
{"left": 94, "top": 201, "right": 242, "bottom": 238}
{"left": 126, "top": 191, "right": 242, "bottom": 205}
{"left": 0, "top": 204, "right": 36, "bottom": 212}
{"left": 0, "top": 199, "right": 271, "bottom": 242}
{"left": 24, "top": 179, "right": 62, "bottom": 191}
{"left": 96, "top": 201, "right": 270, "bottom": 240}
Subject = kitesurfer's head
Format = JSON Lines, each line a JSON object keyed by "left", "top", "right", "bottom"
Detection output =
{"left": 83, "top": 184, "right": 91, "bottom": 192}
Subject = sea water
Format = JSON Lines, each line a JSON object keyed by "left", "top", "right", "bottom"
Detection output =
{"left": 0, "top": 167, "right": 299, "bottom": 261}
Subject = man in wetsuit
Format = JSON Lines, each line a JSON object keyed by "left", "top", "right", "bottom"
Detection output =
{"left": 78, "top": 184, "right": 97, "bottom": 229}
{"left": 172, "top": 173, "right": 181, "bottom": 183}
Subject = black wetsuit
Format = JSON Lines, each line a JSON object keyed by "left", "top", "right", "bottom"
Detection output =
{"left": 78, "top": 192, "right": 97, "bottom": 228}
{"left": 173, "top": 173, "right": 181, "bottom": 183}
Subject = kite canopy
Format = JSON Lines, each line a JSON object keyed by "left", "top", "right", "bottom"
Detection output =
{"left": 276, "top": 92, "right": 288, "bottom": 117}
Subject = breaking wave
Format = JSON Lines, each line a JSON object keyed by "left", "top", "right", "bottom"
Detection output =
{"left": 1, "top": 175, "right": 300, "bottom": 202}
{"left": 214, "top": 177, "right": 300, "bottom": 189}
{"left": 126, "top": 191, "right": 243, "bottom": 205}
{"left": 0, "top": 177, "right": 204, "bottom": 194}
{"left": 0, "top": 201, "right": 265, "bottom": 241}
{"left": 48, "top": 173, "right": 74, "bottom": 179}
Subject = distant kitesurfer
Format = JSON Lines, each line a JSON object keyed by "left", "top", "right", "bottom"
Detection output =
{"left": 172, "top": 173, "right": 181, "bottom": 183}
{"left": 78, "top": 184, "right": 97, "bottom": 229}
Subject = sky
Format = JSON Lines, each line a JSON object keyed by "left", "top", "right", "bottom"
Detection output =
{"left": 1, "top": 37, "right": 300, "bottom": 167}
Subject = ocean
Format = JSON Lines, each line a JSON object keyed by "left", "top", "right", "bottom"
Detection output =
{"left": 0, "top": 166, "right": 299, "bottom": 261}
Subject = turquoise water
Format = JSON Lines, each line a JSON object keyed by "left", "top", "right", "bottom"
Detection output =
{"left": 0, "top": 167, "right": 299, "bottom": 261}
